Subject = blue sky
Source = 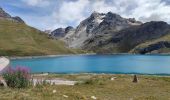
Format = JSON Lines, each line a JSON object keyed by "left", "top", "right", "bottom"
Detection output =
{"left": 0, "top": 0, "right": 170, "bottom": 31}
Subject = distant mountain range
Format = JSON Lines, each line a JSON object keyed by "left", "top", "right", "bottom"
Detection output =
{"left": 51, "top": 11, "right": 170, "bottom": 54}
{"left": 0, "top": 7, "right": 82, "bottom": 56}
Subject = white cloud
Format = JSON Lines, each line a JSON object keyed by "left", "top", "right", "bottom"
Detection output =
{"left": 22, "top": 0, "right": 50, "bottom": 7}
{"left": 52, "top": 0, "right": 89, "bottom": 28}
{"left": 91, "top": 1, "right": 116, "bottom": 13}
{"left": 114, "top": 0, "right": 170, "bottom": 22}
{"left": 19, "top": 0, "right": 170, "bottom": 30}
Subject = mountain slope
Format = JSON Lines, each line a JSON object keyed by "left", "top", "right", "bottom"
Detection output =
{"left": 0, "top": 8, "right": 81, "bottom": 56}
{"left": 131, "top": 33, "right": 170, "bottom": 54}
{"left": 83, "top": 21, "right": 170, "bottom": 53}
{"left": 0, "top": 19, "right": 80, "bottom": 56}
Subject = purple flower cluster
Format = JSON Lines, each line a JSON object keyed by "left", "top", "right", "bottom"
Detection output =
{"left": 2, "top": 66, "right": 31, "bottom": 88}
{"left": 16, "top": 66, "right": 30, "bottom": 79}
{"left": 5, "top": 66, "right": 30, "bottom": 79}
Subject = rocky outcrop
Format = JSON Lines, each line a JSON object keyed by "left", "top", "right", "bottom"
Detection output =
{"left": 0, "top": 57, "right": 10, "bottom": 74}
{"left": 65, "top": 26, "right": 74, "bottom": 33}
{"left": 44, "top": 30, "right": 52, "bottom": 34}
{"left": 12, "top": 16, "right": 25, "bottom": 23}
{"left": 51, "top": 28, "right": 65, "bottom": 38}
{"left": 51, "top": 26, "right": 74, "bottom": 39}
{"left": 133, "top": 41, "right": 170, "bottom": 54}
{"left": 0, "top": 7, "right": 25, "bottom": 23}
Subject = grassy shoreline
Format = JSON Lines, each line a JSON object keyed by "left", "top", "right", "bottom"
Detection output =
{"left": 8, "top": 53, "right": 170, "bottom": 60}
{"left": 0, "top": 74, "right": 170, "bottom": 100}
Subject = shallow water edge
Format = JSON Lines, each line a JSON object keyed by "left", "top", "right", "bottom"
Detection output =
{"left": 9, "top": 53, "right": 170, "bottom": 60}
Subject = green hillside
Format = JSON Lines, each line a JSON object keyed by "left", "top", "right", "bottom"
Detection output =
{"left": 130, "top": 33, "right": 170, "bottom": 53}
{"left": 0, "top": 19, "right": 81, "bottom": 56}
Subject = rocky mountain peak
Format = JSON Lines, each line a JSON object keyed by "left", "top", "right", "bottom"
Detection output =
{"left": 90, "top": 11, "right": 105, "bottom": 19}
{"left": 51, "top": 11, "right": 142, "bottom": 48}
{"left": 0, "top": 7, "right": 25, "bottom": 23}
{"left": 128, "top": 18, "right": 137, "bottom": 23}
{"left": 92, "top": 12, "right": 142, "bottom": 34}
{"left": 75, "top": 11, "right": 105, "bottom": 35}
{"left": 51, "top": 28, "right": 65, "bottom": 37}
{"left": 104, "top": 12, "right": 130, "bottom": 26}
{"left": 105, "top": 12, "right": 122, "bottom": 20}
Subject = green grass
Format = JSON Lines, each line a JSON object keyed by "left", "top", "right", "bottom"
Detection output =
{"left": 0, "top": 74, "right": 170, "bottom": 100}
{"left": 0, "top": 19, "right": 85, "bottom": 56}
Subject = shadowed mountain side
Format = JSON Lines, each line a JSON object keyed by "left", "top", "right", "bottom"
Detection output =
{"left": 83, "top": 21, "right": 170, "bottom": 54}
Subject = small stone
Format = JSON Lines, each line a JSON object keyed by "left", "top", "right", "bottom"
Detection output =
{"left": 52, "top": 90, "right": 56, "bottom": 93}
{"left": 63, "top": 95, "right": 68, "bottom": 98}
{"left": 130, "top": 98, "right": 133, "bottom": 100}
{"left": 0, "top": 80, "right": 8, "bottom": 87}
{"left": 91, "top": 96, "right": 97, "bottom": 99}
{"left": 110, "top": 77, "right": 116, "bottom": 81}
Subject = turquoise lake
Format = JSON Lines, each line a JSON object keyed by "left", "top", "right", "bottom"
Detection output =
{"left": 10, "top": 55, "right": 170, "bottom": 74}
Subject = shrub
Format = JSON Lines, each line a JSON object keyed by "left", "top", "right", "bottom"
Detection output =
{"left": 2, "top": 66, "right": 31, "bottom": 88}
{"left": 76, "top": 78, "right": 105, "bottom": 85}
{"left": 84, "top": 79, "right": 94, "bottom": 85}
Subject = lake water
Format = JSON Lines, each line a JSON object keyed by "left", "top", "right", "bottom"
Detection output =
{"left": 10, "top": 55, "right": 170, "bottom": 75}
